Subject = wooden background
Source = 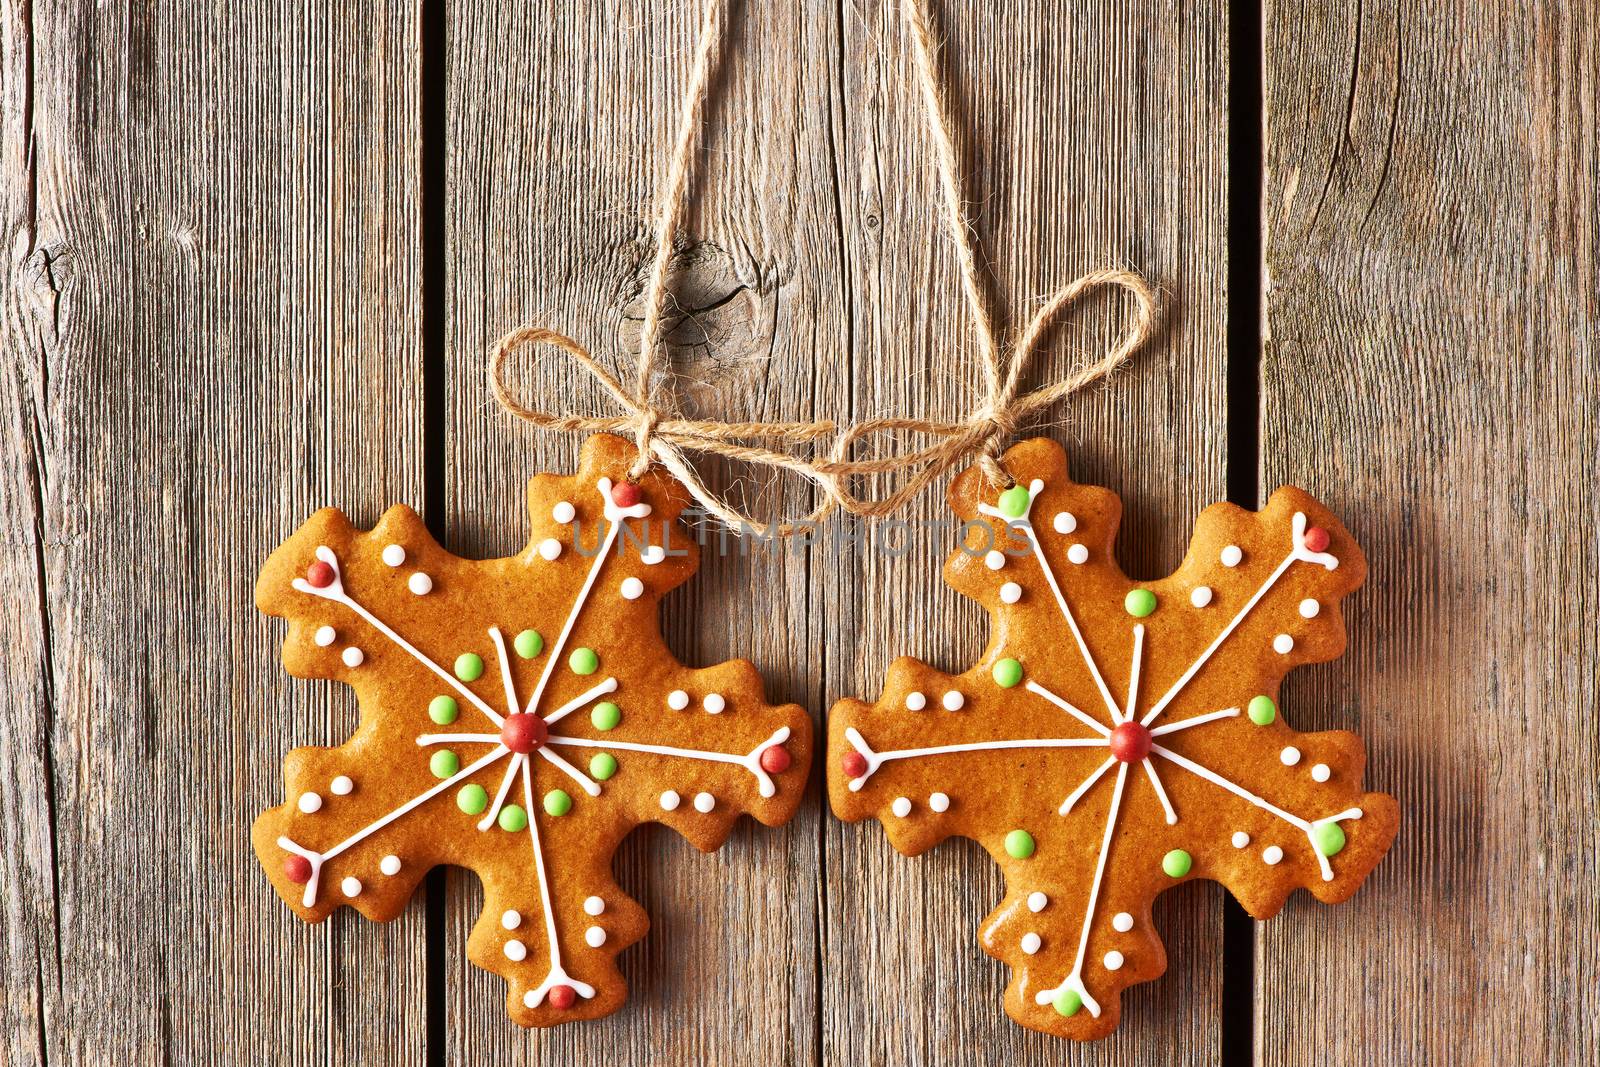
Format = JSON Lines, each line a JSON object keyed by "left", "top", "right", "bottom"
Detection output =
{"left": 2, "top": 0, "right": 1594, "bottom": 1063}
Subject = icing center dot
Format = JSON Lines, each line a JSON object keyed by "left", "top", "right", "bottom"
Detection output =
{"left": 499, "top": 713, "right": 549, "bottom": 754}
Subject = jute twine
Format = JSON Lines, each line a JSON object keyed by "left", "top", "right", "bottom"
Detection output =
{"left": 490, "top": 0, "right": 1158, "bottom": 532}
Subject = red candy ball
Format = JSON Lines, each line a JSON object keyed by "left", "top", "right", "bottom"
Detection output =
{"left": 1109, "top": 721, "right": 1152, "bottom": 763}
{"left": 842, "top": 751, "right": 868, "bottom": 778}
{"left": 500, "top": 713, "right": 549, "bottom": 754}
{"left": 1303, "top": 526, "right": 1331, "bottom": 553}
{"left": 547, "top": 985, "right": 577, "bottom": 1010}
{"left": 305, "top": 560, "right": 336, "bottom": 588}
{"left": 759, "top": 745, "right": 792, "bottom": 774}
{"left": 610, "top": 482, "right": 642, "bottom": 508}
{"left": 283, "top": 855, "right": 313, "bottom": 884}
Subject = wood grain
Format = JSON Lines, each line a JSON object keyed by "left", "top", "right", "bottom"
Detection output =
{"left": 0, "top": 1, "right": 424, "bottom": 1062}
{"left": 1257, "top": 0, "right": 1599, "bottom": 1062}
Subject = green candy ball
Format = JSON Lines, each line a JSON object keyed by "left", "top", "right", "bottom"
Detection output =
{"left": 590, "top": 701, "right": 622, "bottom": 730}
{"left": 1247, "top": 694, "right": 1277, "bottom": 725}
{"left": 497, "top": 804, "right": 528, "bottom": 832}
{"left": 998, "top": 485, "right": 1032, "bottom": 518}
{"left": 1004, "top": 829, "right": 1036, "bottom": 859}
{"left": 456, "top": 784, "right": 488, "bottom": 815}
{"left": 992, "top": 657, "right": 1024, "bottom": 688}
{"left": 429, "top": 750, "right": 459, "bottom": 779}
{"left": 1312, "top": 821, "right": 1347, "bottom": 857}
{"left": 569, "top": 647, "right": 599, "bottom": 675}
{"left": 1162, "top": 848, "right": 1193, "bottom": 878}
{"left": 543, "top": 789, "right": 573, "bottom": 817}
{"left": 1052, "top": 988, "right": 1083, "bottom": 1017}
{"left": 513, "top": 629, "right": 544, "bottom": 659}
{"left": 589, "top": 753, "right": 618, "bottom": 780}
{"left": 454, "top": 652, "right": 484, "bottom": 682}
{"left": 1124, "top": 589, "right": 1158, "bottom": 618}
{"left": 428, "top": 695, "right": 459, "bottom": 725}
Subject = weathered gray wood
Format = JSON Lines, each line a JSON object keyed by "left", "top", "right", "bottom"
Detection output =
{"left": 0, "top": 1, "right": 425, "bottom": 1062}
{"left": 821, "top": 1, "right": 1230, "bottom": 1062}
{"left": 1257, "top": 1, "right": 1599, "bottom": 1062}
{"left": 442, "top": 1, "right": 836, "bottom": 1060}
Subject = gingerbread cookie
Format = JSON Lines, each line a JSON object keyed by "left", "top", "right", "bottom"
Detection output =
{"left": 828, "top": 437, "right": 1398, "bottom": 1039}
{"left": 252, "top": 433, "right": 811, "bottom": 1024}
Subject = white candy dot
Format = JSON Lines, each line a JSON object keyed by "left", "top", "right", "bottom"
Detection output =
{"left": 538, "top": 538, "right": 562, "bottom": 561}
{"left": 1299, "top": 598, "right": 1321, "bottom": 618}
{"left": 380, "top": 855, "right": 402, "bottom": 876}
{"left": 929, "top": 792, "right": 950, "bottom": 813}
{"left": 583, "top": 896, "right": 605, "bottom": 916}
{"left": 1280, "top": 746, "right": 1302, "bottom": 766}
{"left": 1067, "top": 543, "right": 1089, "bottom": 565}
{"left": 1190, "top": 586, "right": 1213, "bottom": 608}
{"left": 659, "top": 790, "right": 681, "bottom": 811}
{"left": 1311, "top": 763, "right": 1332, "bottom": 782}
{"left": 314, "top": 625, "right": 337, "bottom": 646}
{"left": 999, "top": 581, "right": 1022, "bottom": 604}
{"left": 891, "top": 797, "right": 912, "bottom": 818}
{"left": 381, "top": 544, "right": 406, "bottom": 567}
{"left": 330, "top": 775, "right": 353, "bottom": 796}
{"left": 1112, "top": 912, "right": 1134, "bottom": 932}
{"left": 1021, "top": 932, "right": 1042, "bottom": 955}
{"left": 407, "top": 572, "right": 433, "bottom": 595}
{"left": 905, "top": 691, "right": 927, "bottom": 711}
{"left": 693, "top": 791, "right": 716, "bottom": 813}
{"left": 666, "top": 690, "right": 690, "bottom": 711}
{"left": 506, "top": 940, "right": 530, "bottom": 962}
{"left": 942, "top": 691, "right": 965, "bottom": 711}
{"left": 1273, "top": 633, "right": 1295, "bottom": 654}
{"left": 1027, "top": 892, "right": 1048, "bottom": 913}
{"left": 984, "top": 550, "right": 1006, "bottom": 571}
{"left": 552, "top": 501, "right": 576, "bottom": 523}
{"left": 703, "top": 693, "right": 726, "bottom": 714}
{"left": 1262, "top": 845, "right": 1284, "bottom": 865}
{"left": 502, "top": 910, "right": 522, "bottom": 930}
{"left": 1103, "top": 950, "right": 1125, "bottom": 971}
{"left": 298, "top": 792, "right": 323, "bottom": 814}
{"left": 585, "top": 925, "right": 607, "bottom": 948}
{"left": 1231, "top": 831, "right": 1251, "bottom": 848}
{"left": 341, "top": 877, "right": 362, "bottom": 898}
{"left": 1221, "top": 544, "right": 1243, "bottom": 567}
{"left": 1053, "top": 512, "right": 1078, "bottom": 534}
{"left": 641, "top": 545, "right": 666, "bottom": 565}
{"left": 619, "top": 576, "right": 644, "bottom": 600}
{"left": 341, "top": 647, "right": 365, "bottom": 667}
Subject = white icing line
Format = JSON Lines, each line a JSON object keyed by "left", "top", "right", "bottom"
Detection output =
{"left": 1025, "top": 680, "right": 1111, "bottom": 737}
{"left": 518, "top": 758, "right": 596, "bottom": 1007}
{"left": 1018, "top": 522, "right": 1123, "bottom": 722}
{"left": 488, "top": 625, "right": 520, "bottom": 717}
{"left": 294, "top": 547, "right": 505, "bottom": 727}
{"left": 1033, "top": 761, "right": 1128, "bottom": 1018}
{"left": 1141, "top": 512, "right": 1338, "bottom": 728}
{"left": 1123, "top": 624, "right": 1145, "bottom": 724}
{"left": 1149, "top": 743, "right": 1310, "bottom": 830}
{"left": 1147, "top": 706, "right": 1242, "bottom": 737}
{"left": 280, "top": 745, "right": 509, "bottom": 907}
{"left": 541, "top": 677, "right": 619, "bottom": 727}
{"left": 546, "top": 726, "right": 791, "bottom": 799}
{"left": 538, "top": 745, "right": 602, "bottom": 797}
{"left": 842, "top": 726, "right": 1107, "bottom": 792}
{"left": 1058, "top": 755, "right": 1116, "bottom": 816}
{"left": 1141, "top": 759, "right": 1178, "bottom": 825}
{"left": 416, "top": 733, "right": 501, "bottom": 746}
{"left": 523, "top": 482, "right": 626, "bottom": 717}
{"left": 478, "top": 753, "right": 525, "bottom": 830}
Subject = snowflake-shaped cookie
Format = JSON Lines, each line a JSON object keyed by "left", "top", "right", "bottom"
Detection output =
{"left": 253, "top": 433, "right": 811, "bottom": 1024}
{"left": 828, "top": 437, "right": 1398, "bottom": 1039}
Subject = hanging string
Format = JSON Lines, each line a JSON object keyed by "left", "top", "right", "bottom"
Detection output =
{"left": 816, "top": 0, "right": 1159, "bottom": 516}
{"left": 490, "top": 0, "right": 841, "bottom": 535}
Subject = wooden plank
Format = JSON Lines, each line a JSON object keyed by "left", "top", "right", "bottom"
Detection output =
{"left": 1257, "top": 0, "right": 1599, "bottom": 1062}
{"left": 442, "top": 1, "right": 836, "bottom": 1060}
{"left": 0, "top": 1, "right": 424, "bottom": 1061}
{"left": 822, "top": 1, "right": 1229, "bottom": 1062}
